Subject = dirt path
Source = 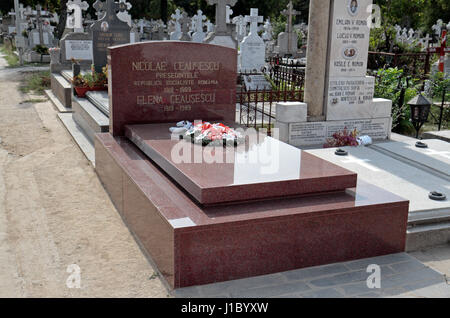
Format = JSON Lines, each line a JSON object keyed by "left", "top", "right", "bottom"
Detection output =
{"left": 0, "top": 55, "right": 168, "bottom": 297}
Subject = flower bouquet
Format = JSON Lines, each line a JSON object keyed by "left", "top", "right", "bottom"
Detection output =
{"left": 324, "top": 128, "right": 359, "bottom": 148}
{"left": 170, "top": 121, "right": 244, "bottom": 147}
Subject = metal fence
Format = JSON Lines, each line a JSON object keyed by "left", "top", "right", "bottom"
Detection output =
{"left": 236, "top": 78, "right": 304, "bottom": 136}
{"left": 266, "top": 56, "right": 306, "bottom": 89}
{"left": 235, "top": 58, "right": 306, "bottom": 135}
{"left": 368, "top": 51, "right": 431, "bottom": 81}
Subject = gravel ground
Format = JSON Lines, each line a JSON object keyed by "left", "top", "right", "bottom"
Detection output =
{"left": 0, "top": 54, "right": 168, "bottom": 297}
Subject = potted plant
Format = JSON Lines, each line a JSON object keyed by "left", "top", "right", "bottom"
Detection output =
{"left": 72, "top": 74, "right": 90, "bottom": 98}
{"left": 72, "top": 65, "right": 108, "bottom": 98}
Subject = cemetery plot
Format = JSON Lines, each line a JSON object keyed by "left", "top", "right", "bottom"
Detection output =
{"left": 94, "top": 39, "right": 409, "bottom": 289}
{"left": 372, "top": 139, "right": 450, "bottom": 180}
{"left": 96, "top": 132, "right": 408, "bottom": 288}
{"left": 306, "top": 146, "right": 450, "bottom": 213}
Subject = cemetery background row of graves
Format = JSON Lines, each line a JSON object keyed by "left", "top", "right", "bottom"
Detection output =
{"left": 0, "top": 0, "right": 449, "bottom": 137}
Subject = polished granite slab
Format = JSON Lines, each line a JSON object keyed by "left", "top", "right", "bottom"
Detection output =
{"left": 125, "top": 123, "right": 358, "bottom": 205}
{"left": 95, "top": 132, "right": 409, "bottom": 288}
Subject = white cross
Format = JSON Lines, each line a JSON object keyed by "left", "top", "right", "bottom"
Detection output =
{"left": 171, "top": 8, "right": 182, "bottom": 23}
{"left": 232, "top": 15, "right": 246, "bottom": 41}
{"left": 244, "top": 8, "right": 263, "bottom": 36}
{"left": 117, "top": 0, "right": 132, "bottom": 27}
{"left": 226, "top": 5, "right": 233, "bottom": 23}
{"left": 193, "top": 10, "right": 206, "bottom": 32}
{"left": 67, "top": 0, "right": 89, "bottom": 32}
{"left": 205, "top": 20, "right": 214, "bottom": 33}
{"left": 423, "top": 33, "right": 432, "bottom": 48}
{"left": 170, "top": 9, "right": 182, "bottom": 40}
{"left": 424, "top": 149, "right": 450, "bottom": 160}
{"left": 432, "top": 19, "right": 444, "bottom": 38}
{"left": 341, "top": 156, "right": 380, "bottom": 172}
{"left": 138, "top": 19, "right": 146, "bottom": 33}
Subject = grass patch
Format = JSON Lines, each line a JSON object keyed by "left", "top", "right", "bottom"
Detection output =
{"left": 0, "top": 45, "right": 19, "bottom": 67}
{"left": 19, "top": 71, "right": 51, "bottom": 95}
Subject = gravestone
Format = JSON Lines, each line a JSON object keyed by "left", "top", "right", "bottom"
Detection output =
{"left": 95, "top": 39, "right": 409, "bottom": 289}
{"left": 240, "top": 8, "right": 265, "bottom": 72}
{"left": 232, "top": 15, "right": 246, "bottom": 43}
{"left": 61, "top": 33, "right": 93, "bottom": 62}
{"left": 107, "top": 41, "right": 237, "bottom": 136}
{"left": 192, "top": 10, "right": 206, "bottom": 43}
{"left": 179, "top": 12, "right": 192, "bottom": 42}
{"left": 116, "top": 0, "right": 132, "bottom": 27}
{"left": 243, "top": 74, "right": 272, "bottom": 90}
{"left": 262, "top": 19, "right": 273, "bottom": 41}
{"left": 275, "top": 1, "right": 300, "bottom": 56}
{"left": 276, "top": 0, "right": 392, "bottom": 147}
{"left": 170, "top": 9, "right": 182, "bottom": 40}
{"left": 91, "top": 0, "right": 131, "bottom": 72}
{"left": 67, "top": 0, "right": 89, "bottom": 32}
{"left": 204, "top": 0, "right": 238, "bottom": 49}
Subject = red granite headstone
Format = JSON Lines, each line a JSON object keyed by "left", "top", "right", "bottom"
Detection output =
{"left": 108, "top": 41, "right": 237, "bottom": 136}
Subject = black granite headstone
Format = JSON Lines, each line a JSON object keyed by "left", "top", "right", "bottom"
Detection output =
{"left": 90, "top": 0, "right": 130, "bottom": 73}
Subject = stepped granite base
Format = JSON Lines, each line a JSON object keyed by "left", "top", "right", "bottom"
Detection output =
{"left": 95, "top": 132, "right": 409, "bottom": 289}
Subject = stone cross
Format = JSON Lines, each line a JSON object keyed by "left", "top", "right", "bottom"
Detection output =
{"left": 67, "top": 0, "right": 89, "bottom": 32}
{"left": 93, "top": 0, "right": 106, "bottom": 19}
{"left": 244, "top": 8, "right": 263, "bottom": 36}
{"left": 226, "top": 5, "right": 233, "bottom": 23}
{"left": 205, "top": 20, "right": 214, "bottom": 33}
{"left": 232, "top": 15, "right": 246, "bottom": 42}
{"left": 170, "top": 9, "right": 182, "bottom": 40}
{"left": 262, "top": 19, "right": 273, "bottom": 41}
{"left": 419, "top": 33, "right": 432, "bottom": 48}
{"left": 36, "top": 4, "right": 44, "bottom": 45}
{"left": 117, "top": 0, "right": 132, "bottom": 26}
{"left": 138, "top": 19, "right": 145, "bottom": 34}
{"left": 282, "top": 1, "right": 300, "bottom": 34}
{"left": 432, "top": 19, "right": 444, "bottom": 39}
{"left": 157, "top": 21, "right": 167, "bottom": 40}
{"left": 24, "top": 6, "right": 33, "bottom": 17}
{"left": 207, "top": 0, "right": 237, "bottom": 34}
{"left": 179, "top": 12, "right": 192, "bottom": 41}
{"left": 93, "top": 0, "right": 127, "bottom": 21}
{"left": 13, "top": 0, "right": 23, "bottom": 65}
{"left": 192, "top": 10, "right": 206, "bottom": 43}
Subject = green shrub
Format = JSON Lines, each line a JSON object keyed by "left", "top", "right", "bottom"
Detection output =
{"left": 374, "top": 67, "right": 420, "bottom": 134}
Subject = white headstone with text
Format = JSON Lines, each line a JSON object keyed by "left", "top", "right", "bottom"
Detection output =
{"left": 65, "top": 39, "right": 93, "bottom": 60}
{"left": 326, "top": 0, "right": 376, "bottom": 120}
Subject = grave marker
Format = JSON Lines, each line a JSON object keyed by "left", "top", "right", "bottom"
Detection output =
{"left": 205, "top": 0, "right": 238, "bottom": 49}
{"left": 192, "top": 10, "right": 206, "bottom": 43}
{"left": 91, "top": 0, "right": 130, "bottom": 72}
{"left": 240, "top": 8, "right": 265, "bottom": 72}
{"left": 108, "top": 42, "right": 237, "bottom": 136}
{"left": 67, "top": 0, "right": 89, "bottom": 32}
{"left": 170, "top": 9, "right": 182, "bottom": 40}
{"left": 275, "top": 1, "right": 300, "bottom": 56}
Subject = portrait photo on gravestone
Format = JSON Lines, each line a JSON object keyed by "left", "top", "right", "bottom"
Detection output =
{"left": 0, "top": 0, "right": 449, "bottom": 304}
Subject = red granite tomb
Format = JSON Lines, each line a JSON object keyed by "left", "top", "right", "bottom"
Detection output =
{"left": 94, "top": 41, "right": 409, "bottom": 289}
